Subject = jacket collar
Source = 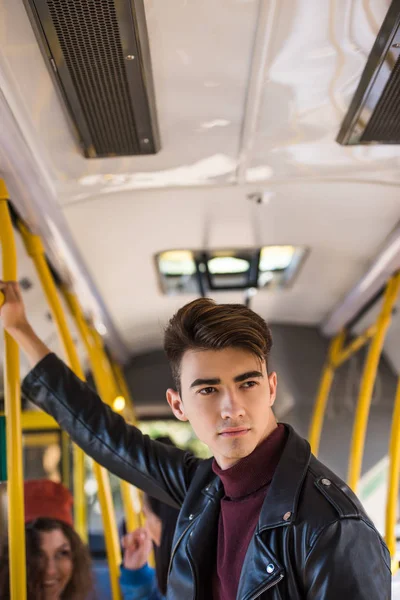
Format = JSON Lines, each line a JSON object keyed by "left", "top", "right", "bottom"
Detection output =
{"left": 257, "top": 423, "right": 311, "bottom": 531}
{"left": 237, "top": 425, "right": 310, "bottom": 600}
{"left": 202, "top": 424, "right": 311, "bottom": 529}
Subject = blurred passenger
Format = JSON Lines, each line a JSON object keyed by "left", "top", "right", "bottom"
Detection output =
{"left": 120, "top": 493, "right": 179, "bottom": 600}
{"left": 120, "top": 437, "right": 180, "bottom": 600}
{"left": 0, "top": 479, "right": 93, "bottom": 600}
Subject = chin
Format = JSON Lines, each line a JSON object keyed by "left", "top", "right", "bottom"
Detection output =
{"left": 226, "top": 440, "right": 256, "bottom": 457}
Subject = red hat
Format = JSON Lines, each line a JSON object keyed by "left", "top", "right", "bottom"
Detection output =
{"left": 24, "top": 480, "right": 73, "bottom": 527}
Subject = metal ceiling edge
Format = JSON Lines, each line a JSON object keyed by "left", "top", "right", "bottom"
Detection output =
{"left": 336, "top": 0, "right": 400, "bottom": 145}
{"left": 321, "top": 221, "right": 400, "bottom": 336}
{"left": 0, "top": 88, "right": 129, "bottom": 363}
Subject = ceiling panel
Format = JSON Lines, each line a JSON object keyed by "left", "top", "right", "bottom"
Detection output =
{"left": 62, "top": 180, "right": 400, "bottom": 352}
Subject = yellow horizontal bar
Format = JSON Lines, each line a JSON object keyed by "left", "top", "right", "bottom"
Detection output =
{"left": 23, "top": 432, "right": 60, "bottom": 447}
{"left": 0, "top": 410, "right": 61, "bottom": 431}
{"left": 334, "top": 323, "right": 377, "bottom": 367}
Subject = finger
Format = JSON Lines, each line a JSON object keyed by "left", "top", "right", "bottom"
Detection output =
{"left": 0, "top": 281, "right": 17, "bottom": 294}
{"left": 11, "top": 282, "right": 23, "bottom": 301}
{"left": 0, "top": 282, "right": 17, "bottom": 302}
{"left": 124, "top": 532, "right": 140, "bottom": 549}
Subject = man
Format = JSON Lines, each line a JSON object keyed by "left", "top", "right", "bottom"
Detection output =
{"left": 0, "top": 281, "right": 391, "bottom": 599}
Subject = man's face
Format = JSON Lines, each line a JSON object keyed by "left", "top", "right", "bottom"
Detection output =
{"left": 166, "top": 347, "right": 278, "bottom": 470}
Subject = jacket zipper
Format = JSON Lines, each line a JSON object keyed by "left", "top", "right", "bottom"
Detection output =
{"left": 245, "top": 572, "right": 284, "bottom": 600}
{"left": 168, "top": 516, "right": 199, "bottom": 576}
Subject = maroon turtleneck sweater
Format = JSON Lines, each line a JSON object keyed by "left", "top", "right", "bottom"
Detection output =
{"left": 211, "top": 424, "right": 287, "bottom": 600}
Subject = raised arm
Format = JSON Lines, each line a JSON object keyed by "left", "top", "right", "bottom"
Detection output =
{"left": 0, "top": 281, "right": 201, "bottom": 507}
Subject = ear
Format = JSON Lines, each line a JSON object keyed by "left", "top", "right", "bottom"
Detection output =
{"left": 268, "top": 372, "right": 278, "bottom": 407}
{"left": 166, "top": 388, "right": 188, "bottom": 422}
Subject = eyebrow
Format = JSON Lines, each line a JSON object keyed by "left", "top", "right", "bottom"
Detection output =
{"left": 190, "top": 371, "right": 263, "bottom": 388}
{"left": 234, "top": 370, "right": 263, "bottom": 383}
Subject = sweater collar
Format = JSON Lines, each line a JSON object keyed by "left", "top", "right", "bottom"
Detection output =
{"left": 212, "top": 424, "right": 287, "bottom": 499}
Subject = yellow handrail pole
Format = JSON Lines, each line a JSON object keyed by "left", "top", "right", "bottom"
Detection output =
{"left": 60, "top": 288, "right": 122, "bottom": 600}
{"left": 61, "top": 431, "right": 71, "bottom": 490}
{"left": 88, "top": 325, "right": 141, "bottom": 533}
{"left": 385, "top": 376, "right": 400, "bottom": 570}
{"left": 110, "top": 359, "right": 137, "bottom": 425}
{"left": 17, "top": 223, "right": 87, "bottom": 541}
{"left": 347, "top": 272, "right": 400, "bottom": 491}
{"left": 0, "top": 183, "right": 27, "bottom": 600}
{"left": 334, "top": 323, "right": 377, "bottom": 367}
{"left": 308, "top": 331, "right": 345, "bottom": 456}
{"left": 103, "top": 352, "right": 144, "bottom": 531}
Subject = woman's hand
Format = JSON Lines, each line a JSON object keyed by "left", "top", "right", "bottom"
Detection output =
{"left": 0, "top": 281, "right": 30, "bottom": 333}
{"left": 122, "top": 528, "right": 153, "bottom": 571}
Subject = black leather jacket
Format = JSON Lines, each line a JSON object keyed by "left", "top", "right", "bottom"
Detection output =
{"left": 22, "top": 354, "right": 391, "bottom": 600}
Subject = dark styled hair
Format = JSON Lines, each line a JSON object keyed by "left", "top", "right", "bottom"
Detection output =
{"left": 144, "top": 493, "right": 179, "bottom": 596}
{"left": 164, "top": 298, "right": 273, "bottom": 391}
{"left": 0, "top": 518, "right": 93, "bottom": 600}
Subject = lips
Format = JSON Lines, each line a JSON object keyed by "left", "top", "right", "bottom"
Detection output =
{"left": 219, "top": 427, "right": 250, "bottom": 437}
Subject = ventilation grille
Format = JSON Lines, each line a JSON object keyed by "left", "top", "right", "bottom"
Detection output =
{"left": 337, "top": 1, "right": 400, "bottom": 145}
{"left": 361, "top": 54, "right": 400, "bottom": 143}
{"left": 27, "top": 0, "right": 159, "bottom": 157}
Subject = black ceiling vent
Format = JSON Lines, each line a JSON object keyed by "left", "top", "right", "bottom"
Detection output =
{"left": 337, "top": 0, "right": 400, "bottom": 145}
{"left": 25, "top": 0, "right": 160, "bottom": 157}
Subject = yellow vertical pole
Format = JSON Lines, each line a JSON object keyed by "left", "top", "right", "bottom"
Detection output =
{"left": 106, "top": 353, "right": 149, "bottom": 551}
{"left": 109, "top": 360, "right": 136, "bottom": 425}
{"left": 17, "top": 223, "right": 87, "bottom": 542}
{"left": 385, "top": 376, "right": 400, "bottom": 572}
{"left": 60, "top": 288, "right": 122, "bottom": 600}
{"left": 308, "top": 331, "right": 345, "bottom": 456}
{"left": 103, "top": 351, "right": 143, "bottom": 531}
{"left": 73, "top": 310, "right": 141, "bottom": 535}
{"left": 61, "top": 431, "right": 71, "bottom": 490}
{"left": 347, "top": 273, "right": 400, "bottom": 491}
{"left": 0, "top": 181, "right": 27, "bottom": 600}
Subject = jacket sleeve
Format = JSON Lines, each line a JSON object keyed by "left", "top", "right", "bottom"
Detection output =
{"left": 22, "top": 353, "right": 201, "bottom": 507}
{"left": 120, "top": 564, "right": 164, "bottom": 600}
{"left": 304, "top": 517, "right": 391, "bottom": 599}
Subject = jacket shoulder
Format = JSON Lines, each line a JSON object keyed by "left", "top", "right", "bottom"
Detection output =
{"left": 295, "top": 454, "right": 377, "bottom": 539}
{"left": 308, "top": 455, "right": 367, "bottom": 516}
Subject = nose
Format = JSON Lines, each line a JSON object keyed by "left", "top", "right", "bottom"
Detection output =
{"left": 45, "top": 558, "right": 58, "bottom": 579}
{"left": 220, "top": 389, "right": 245, "bottom": 420}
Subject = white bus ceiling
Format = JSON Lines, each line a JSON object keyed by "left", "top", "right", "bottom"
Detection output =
{"left": 1, "top": 0, "right": 400, "bottom": 380}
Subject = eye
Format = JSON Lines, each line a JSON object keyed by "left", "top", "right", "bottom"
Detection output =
{"left": 198, "top": 387, "right": 217, "bottom": 395}
{"left": 57, "top": 549, "right": 72, "bottom": 559}
{"left": 241, "top": 380, "right": 258, "bottom": 389}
